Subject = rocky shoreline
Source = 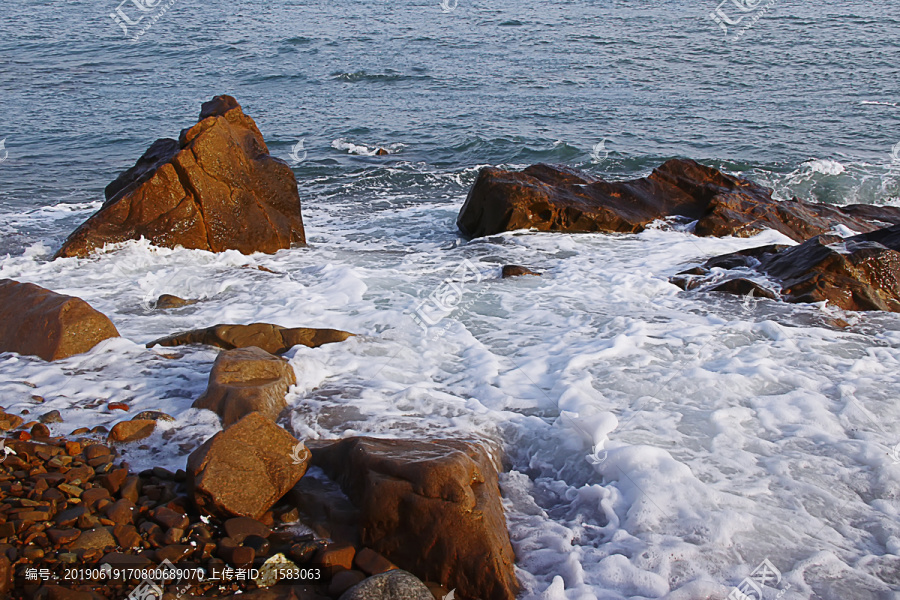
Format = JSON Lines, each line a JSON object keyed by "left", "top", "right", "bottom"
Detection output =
{"left": 3, "top": 95, "right": 900, "bottom": 598}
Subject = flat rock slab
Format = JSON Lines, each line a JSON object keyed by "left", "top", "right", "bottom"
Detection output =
{"left": 148, "top": 323, "right": 354, "bottom": 354}
{"left": 187, "top": 412, "right": 309, "bottom": 519}
{"left": 311, "top": 437, "right": 519, "bottom": 600}
{"left": 458, "top": 159, "right": 900, "bottom": 242}
{"left": 55, "top": 95, "right": 306, "bottom": 258}
{"left": 192, "top": 346, "right": 297, "bottom": 426}
{"left": 0, "top": 279, "right": 119, "bottom": 361}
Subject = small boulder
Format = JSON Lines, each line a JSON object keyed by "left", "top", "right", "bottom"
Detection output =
{"left": 192, "top": 346, "right": 296, "bottom": 426}
{"left": 154, "top": 294, "right": 196, "bottom": 309}
{"left": 107, "top": 420, "right": 156, "bottom": 444}
{"left": 501, "top": 265, "right": 540, "bottom": 278}
{"left": 338, "top": 570, "right": 433, "bottom": 600}
{"left": 186, "top": 412, "right": 309, "bottom": 519}
{"left": 0, "top": 280, "right": 119, "bottom": 361}
{"left": 148, "top": 323, "right": 354, "bottom": 354}
{"left": 55, "top": 95, "right": 306, "bottom": 258}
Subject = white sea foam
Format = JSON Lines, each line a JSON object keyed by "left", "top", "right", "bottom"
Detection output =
{"left": 331, "top": 138, "right": 405, "bottom": 156}
{"left": 1, "top": 192, "right": 900, "bottom": 598}
{"left": 803, "top": 159, "right": 846, "bottom": 176}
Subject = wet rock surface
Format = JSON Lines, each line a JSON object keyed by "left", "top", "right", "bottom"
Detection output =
{"left": 192, "top": 347, "right": 297, "bottom": 426}
{"left": 311, "top": 437, "right": 519, "bottom": 600}
{"left": 55, "top": 95, "right": 306, "bottom": 258}
{"left": 672, "top": 224, "right": 900, "bottom": 312}
{"left": 187, "top": 412, "right": 309, "bottom": 519}
{"left": 0, "top": 280, "right": 119, "bottom": 362}
{"left": 458, "top": 159, "right": 899, "bottom": 242}
{"left": 148, "top": 323, "right": 354, "bottom": 354}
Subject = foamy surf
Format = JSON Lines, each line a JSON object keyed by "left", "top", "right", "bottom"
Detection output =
{"left": 2, "top": 184, "right": 900, "bottom": 597}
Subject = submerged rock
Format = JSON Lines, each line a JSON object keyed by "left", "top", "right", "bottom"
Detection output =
{"left": 311, "top": 437, "right": 519, "bottom": 600}
{"left": 147, "top": 323, "right": 354, "bottom": 354}
{"left": 501, "top": 264, "right": 540, "bottom": 278}
{"left": 192, "top": 346, "right": 297, "bottom": 426}
{"left": 154, "top": 294, "right": 196, "bottom": 309}
{"left": 458, "top": 159, "right": 898, "bottom": 242}
{"left": 677, "top": 224, "right": 900, "bottom": 312}
{"left": 0, "top": 279, "right": 119, "bottom": 361}
{"left": 187, "top": 412, "right": 310, "bottom": 519}
{"left": 55, "top": 95, "right": 306, "bottom": 258}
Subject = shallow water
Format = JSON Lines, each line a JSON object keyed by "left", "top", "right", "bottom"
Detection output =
{"left": 1, "top": 0, "right": 900, "bottom": 598}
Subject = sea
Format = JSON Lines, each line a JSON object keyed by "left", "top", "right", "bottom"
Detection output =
{"left": 1, "top": 0, "right": 899, "bottom": 598}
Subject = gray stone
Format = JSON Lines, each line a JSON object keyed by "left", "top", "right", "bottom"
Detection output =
{"left": 338, "top": 570, "right": 433, "bottom": 600}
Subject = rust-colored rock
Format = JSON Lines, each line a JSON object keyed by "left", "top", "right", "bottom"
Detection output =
{"left": 0, "top": 280, "right": 119, "bottom": 361}
{"left": 108, "top": 420, "right": 156, "bottom": 444}
{"left": 684, "top": 224, "right": 900, "bottom": 312}
{"left": 192, "top": 346, "right": 296, "bottom": 426}
{"left": 186, "top": 412, "right": 309, "bottom": 519}
{"left": 458, "top": 159, "right": 898, "bottom": 243}
{"left": 311, "top": 437, "right": 518, "bottom": 600}
{"left": 55, "top": 95, "right": 306, "bottom": 258}
{"left": 148, "top": 323, "right": 353, "bottom": 354}
{"left": 501, "top": 265, "right": 540, "bottom": 278}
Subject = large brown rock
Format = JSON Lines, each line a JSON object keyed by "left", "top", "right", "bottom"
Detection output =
{"left": 193, "top": 347, "right": 296, "bottom": 426}
{"left": 55, "top": 95, "right": 306, "bottom": 258}
{"left": 311, "top": 437, "right": 519, "bottom": 600}
{"left": 458, "top": 159, "right": 899, "bottom": 242}
{"left": 0, "top": 279, "right": 119, "bottom": 361}
{"left": 187, "top": 412, "right": 309, "bottom": 519}
{"left": 680, "top": 224, "right": 900, "bottom": 312}
{"left": 148, "top": 323, "right": 353, "bottom": 354}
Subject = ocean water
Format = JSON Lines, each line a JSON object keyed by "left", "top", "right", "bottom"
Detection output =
{"left": 1, "top": 0, "right": 900, "bottom": 598}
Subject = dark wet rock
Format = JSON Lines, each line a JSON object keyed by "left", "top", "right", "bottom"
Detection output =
{"left": 56, "top": 95, "right": 306, "bottom": 258}
{"left": 187, "top": 412, "right": 309, "bottom": 519}
{"left": 458, "top": 159, "right": 898, "bottom": 242}
{"left": 148, "top": 323, "right": 354, "bottom": 354}
{"left": 681, "top": 224, "right": 900, "bottom": 312}
{"left": 0, "top": 280, "right": 119, "bottom": 361}
{"left": 224, "top": 516, "right": 271, "bottom": 543}
{"left": 338, "top": 570, "right": 433, "bottom": 600}
{"left": 330, "top": 570, "right": 368, "bottom": 597}
{"left": 68, "top": 527, "right": 116, "bottom": 551}
{"left": 709, "top": 278, "right": 777, "bottom": 299}
{"left": 39, "top": 410, "right": 63, "bottom": 424}
{"left": 154, "top": 294, "right": 197, "bottom": 309}
{"left": 501, "top": 265, "right": 541, "bottom": 278}
{"left": 192, "top": 346, "right": 296, "bottom": 426}
{"left": 312, "top": 437, "right": 519, "bottom": 600}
